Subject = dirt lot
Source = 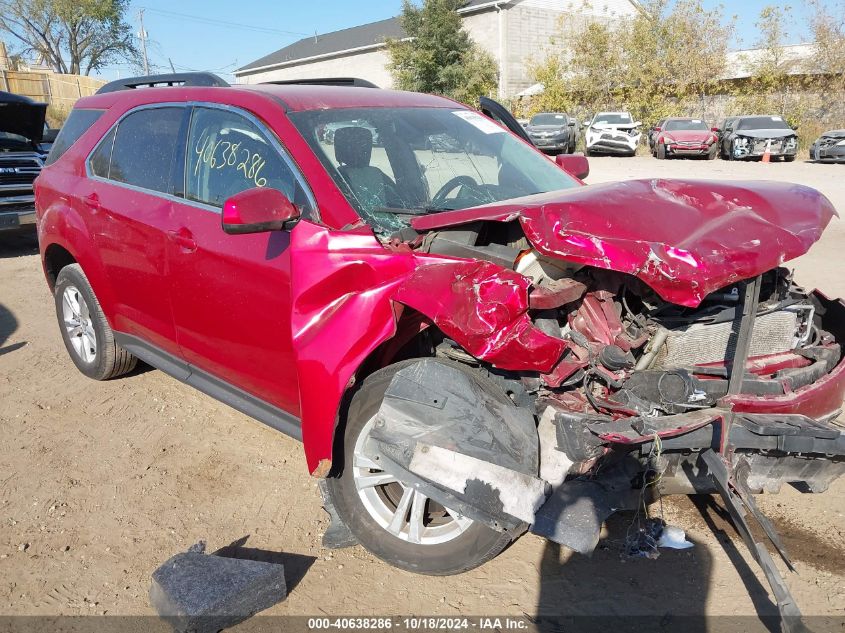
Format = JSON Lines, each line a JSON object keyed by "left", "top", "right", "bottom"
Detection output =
{"left": 1, "top": 156, "right": 844, "bottom": 625}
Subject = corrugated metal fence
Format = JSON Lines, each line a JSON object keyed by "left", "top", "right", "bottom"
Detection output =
{"left": 0, "top": 70, "right": 104, "bottom": 110}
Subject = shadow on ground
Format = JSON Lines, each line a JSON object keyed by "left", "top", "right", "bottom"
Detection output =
{"left": 533, "top": 495, "right": 780, "bottom": 633}
{"left": 0, "top": 302, "right": 26, "bottom": 357}
{"left": 213, "top": 535, "right": 317, "bottom": 594}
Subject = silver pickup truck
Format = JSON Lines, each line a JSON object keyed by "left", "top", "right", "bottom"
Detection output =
{"left": 0, "top": 91, "right": 53, "bottom": 233}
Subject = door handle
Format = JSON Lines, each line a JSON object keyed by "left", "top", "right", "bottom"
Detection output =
{"left": 82, "top": 193, "right": 100, "bottom": 211}
{"left": 167, "top": 228, "right": 197, "bottom": 252}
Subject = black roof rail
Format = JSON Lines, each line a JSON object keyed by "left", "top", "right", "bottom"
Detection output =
{"left": 96, "top": 72, "right": 229, "bottom": 94}
{"left": 259, "top": 77, "right": 379, "bottom": 89}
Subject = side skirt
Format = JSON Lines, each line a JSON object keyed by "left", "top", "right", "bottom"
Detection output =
{"left": 114, "top": 332, "right": 302, "bottom": 441}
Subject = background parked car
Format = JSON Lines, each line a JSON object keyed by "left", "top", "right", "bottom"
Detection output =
{"left": 717, "top": 115, "right": 798, "bottom": 161}
{"left": 525, "top": 112, "right": 578, "bottom": 154}
{"left": 809, "top": 129, "right": 845, "bottom": 163}
{"left": 648, "top": 117, "right": 718, "bottom": 160}
{"left": 583, "top": 111, "right": 641, "bottom": 156}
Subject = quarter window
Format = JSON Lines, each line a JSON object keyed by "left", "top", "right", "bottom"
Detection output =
{"left": 108, "top": 107, "right": 184, "bottom": 194}
{"left": 89, "top": 128, "right": 115, "bottom": 178}
{"left": 185, "top": 107, "right": 312, "bottom": 211}
{"left": 46, "top": 109, "right": 104, "bottom": 165}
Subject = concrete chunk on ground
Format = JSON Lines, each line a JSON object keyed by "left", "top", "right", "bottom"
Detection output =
{"left": 150, "top": 547, "right": 287, "bottom": 633}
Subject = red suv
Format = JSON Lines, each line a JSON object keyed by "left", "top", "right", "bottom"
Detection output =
{"left": 35, "top": 75, "right": 844, "bottom": 605}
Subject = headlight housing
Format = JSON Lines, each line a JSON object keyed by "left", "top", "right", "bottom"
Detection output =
{"left": 662, "top": 135, "right": 675, "bottom": 144}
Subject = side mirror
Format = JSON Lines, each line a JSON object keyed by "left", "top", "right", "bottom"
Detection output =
{"left": 711, "top": 127, "right": 720, "bottom": 133}
{"left": 222, "top": 187, "right": 300, "bottom": 235}
{"left": 556, "top": 153, "right": 589, "bottom": 180}
{"left": 653, "top": 127, "right": 662, "bottom": 133}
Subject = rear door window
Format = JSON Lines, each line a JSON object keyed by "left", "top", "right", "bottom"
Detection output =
{"left": 184, "top": 106, "right": 313, "bottom": 212}
{"left": 108, "top": 107, "right": 184, "bottom": 194}
{"left": 45, "top": 109, "right": 103, "bottom": 165}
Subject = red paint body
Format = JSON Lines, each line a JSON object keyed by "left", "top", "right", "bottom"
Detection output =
{"left": 35, "top": 83, "right": 843, "bottom": 475}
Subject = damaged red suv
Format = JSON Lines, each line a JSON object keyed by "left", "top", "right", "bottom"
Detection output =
{"left": 36, "top": 75, "right": 843, "bottom": 613}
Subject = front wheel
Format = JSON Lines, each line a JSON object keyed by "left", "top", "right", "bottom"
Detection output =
{"left": 54, "top": 264, "right": 137, "bottom": 380}
{"left": 656, "top": 144, "right": 666, "bottom": 159}
{"left": 325, "top": 360, "right": 513, "bottom": 575}
{"left": 783, "top": 154, "right": 796, "bottom": 162}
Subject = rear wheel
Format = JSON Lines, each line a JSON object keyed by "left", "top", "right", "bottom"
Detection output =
{"left": 54, "top": 264, "right": 137, "bottom": 380}
{"left": 325, "top": 360, "right": 513, "bottom": 575}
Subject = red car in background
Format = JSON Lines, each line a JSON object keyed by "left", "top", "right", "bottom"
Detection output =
{"left": 649, "top": 117, "right": 719, "bottom": 159}
{"left": 34, "top": 73, "right": 844, "bottom": 626}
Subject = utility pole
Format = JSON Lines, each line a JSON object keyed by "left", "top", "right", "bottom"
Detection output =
{"left": 138, "top": 10, "right": 149, "bottom": 75}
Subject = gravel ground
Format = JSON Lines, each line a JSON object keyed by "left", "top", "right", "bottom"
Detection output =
{"left": 0, "top": 155, "right": 843, "bottom": 625}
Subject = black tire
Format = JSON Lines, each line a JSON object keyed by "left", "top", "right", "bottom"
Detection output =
{"left": 54, "top": 264, "right": 137, "bottom": 380}
{"left": 727, "top": 141, "right": 736, "bottom": 160}
{"left": 783, "top": 154, "right": 796, "bottom": 162}
{"left": 707, "top": 145, "right": 717, "bottom": 160}
{"left": 656, "top": 143, "right": 666, "bottom": 159}
{"left": 326, "top": 359, "right": 514, "bottom": 575}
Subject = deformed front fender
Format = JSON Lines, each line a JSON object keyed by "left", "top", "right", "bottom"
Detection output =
{"left": 289, "top": 221, "right": 566, "bottom": 475}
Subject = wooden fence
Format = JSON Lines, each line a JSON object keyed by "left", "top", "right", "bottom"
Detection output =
{"left": 0, "top": 70, "right": 105, "bottom": 111}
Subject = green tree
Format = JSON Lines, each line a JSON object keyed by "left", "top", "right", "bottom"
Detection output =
{"left": 0, "top": 0, "right": 139, "bottom": 75}
{"left": 734, "top": 5, "right": 802, "bottom": 122}
{"left": 806, "top": 0, "right": 845, "bottom": 94}
{"left": 387, "top": 0, "right": 497, "bottom": 104}
{"left": 528, "top": 0, "right": 732, "bottom": 127}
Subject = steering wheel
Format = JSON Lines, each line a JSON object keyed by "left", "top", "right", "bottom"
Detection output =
{"left": 431, "top": 175, "right": 479, "bottom": 208}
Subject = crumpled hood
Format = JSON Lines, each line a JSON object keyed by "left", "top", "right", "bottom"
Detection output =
{"left": 820, "top": 130, "right": 845, "bottom": 139}
{"left": 411, "top": 179, "right": 838, "bottom": 307}
{"left": 734, "top": 128, "right": 796, "bottom": 140}
{"left": 0, "top": 92, "right": 46, "bottom": 142}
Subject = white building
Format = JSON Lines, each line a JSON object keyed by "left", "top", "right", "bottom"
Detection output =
{"left": 235, "top": 0, "right": 642, "bottom": 98}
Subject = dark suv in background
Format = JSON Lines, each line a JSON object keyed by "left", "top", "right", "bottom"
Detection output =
{"left": 525, "top": 112, "right": 577, "bottom": 154}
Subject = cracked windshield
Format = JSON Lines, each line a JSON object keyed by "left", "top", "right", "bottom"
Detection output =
{"left": 289, "top": 107, "right": 578, "bottom": 233}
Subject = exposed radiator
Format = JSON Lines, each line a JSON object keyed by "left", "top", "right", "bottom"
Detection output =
{"left": 654, "top": 309, "right": 803, "bottom": 368}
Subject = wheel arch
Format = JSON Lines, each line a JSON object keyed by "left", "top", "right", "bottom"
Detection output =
{"left": 39, "top": 203, "right": 118, "bottom": 324}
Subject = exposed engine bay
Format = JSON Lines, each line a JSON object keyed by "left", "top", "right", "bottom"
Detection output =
{"left": 356, "top": 217, "right": 844, "bottom": 630}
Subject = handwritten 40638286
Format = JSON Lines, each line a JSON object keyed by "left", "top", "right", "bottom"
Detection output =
{"left": 193, "top": 130, "right": 268, "bottom": 187}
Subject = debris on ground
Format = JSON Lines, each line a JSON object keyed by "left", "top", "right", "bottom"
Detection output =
{"left": 150, "top": 540, "right": 287, "bottom": 633}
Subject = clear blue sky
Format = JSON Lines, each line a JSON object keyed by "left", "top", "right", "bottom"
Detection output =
{"left": 96, "top": 1, "right": 831, "bottom": 82}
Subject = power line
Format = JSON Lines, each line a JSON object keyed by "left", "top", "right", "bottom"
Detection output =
{"left": 134, "top": 6, "right": 309, "bottom": 38}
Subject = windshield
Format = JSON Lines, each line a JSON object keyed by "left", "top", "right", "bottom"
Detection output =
{"left": 737, "top": 116, "right": 791, "bottom": 131}
{"left": 593, "top": 113, "right": 632, "bottom": 125}
{"left": 664, "top": 119, "right": 708, "bottom": 131}
{"left": 289, "top": 107, "right": 578, "bottom": 233}
{"left": 530, "top": 113, "right": 567, "bottom": 126}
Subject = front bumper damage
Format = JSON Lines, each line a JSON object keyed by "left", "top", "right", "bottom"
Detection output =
{"left": 733, "top": 135, "right": 798, "bottom": 159}
{"left": 352, "top": 282, "right": 845, "bottom": 632}
{"left": 585, "top": 129, "right": 640, "bottom": 155}
{"left": 811, "top": 140, "right": 845, "bottom": 163}
{"left": 666, "top": 141, "right": 713, "bottom": 156}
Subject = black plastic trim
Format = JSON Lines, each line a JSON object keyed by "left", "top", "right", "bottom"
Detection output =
{"left": 97, "top": 73, "right": 229, "bottom": 94}
{"left": 114, "top": 332, "right": 302, "bottom": 441}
